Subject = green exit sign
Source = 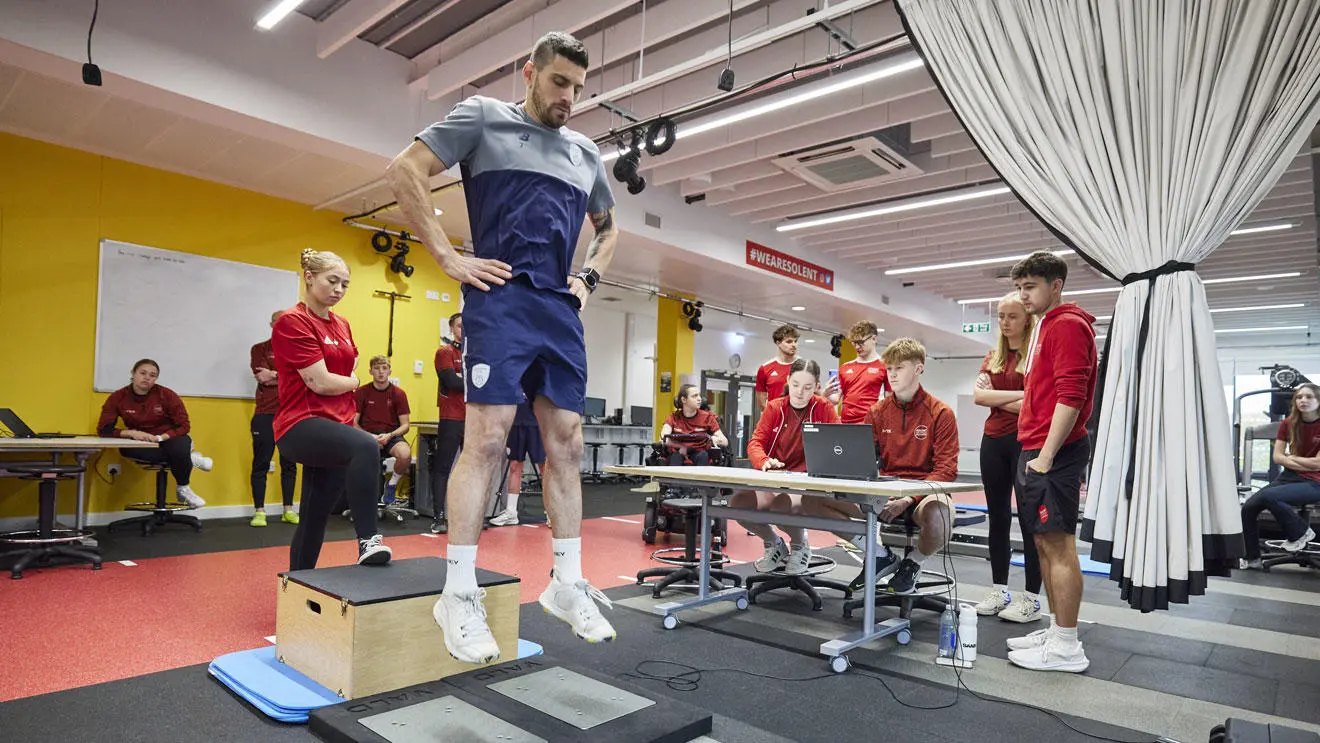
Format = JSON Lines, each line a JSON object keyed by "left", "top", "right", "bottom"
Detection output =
{"left": 962, "top": 322, "right": 992, "bottom": 334}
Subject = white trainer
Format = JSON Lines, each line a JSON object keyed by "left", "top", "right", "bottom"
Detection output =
{"left": 998, "top": 594, "right": 1043, "bottom": 624}
{"left": 1281, "top": 527, "right": 1316, "bottom": 553}
{"left": 784, "top": 542, "right": 812, "bottom": 575}
{"left": 1006, "top": 627, "right": 1051, "bottom": 651}
{"left": 538, "top": 570, "right": 617, "bottom": 643}
{"left": 754, "top": 539, "right": 789, "bottom": 573}
{"left": 176, "top": 485, "right": 205, "bottom": 509}
{"left": 1008, "top": 637, "right": 1090, "bottom": 673}
{"left": 489, "top": 509, "right": 520, "bottom": 527}
{"left": 973, "top": 587, "right": 1012, "bottom": 616}
{"left": 190, "top": 451, "right": 213, "bottom": 472}
{"left": 434, "top": 590, "right": 501, "bottom": 664}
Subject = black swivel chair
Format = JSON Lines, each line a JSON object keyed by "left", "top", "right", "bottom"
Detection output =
{"left": 841, "top": 508, "right": 986, "bottom": 622}
{"left": 745, "top": 555, "right": 854, "bottom": 611}
{"left": 107, "top": 462, "right": 201, "bottom": 536}
{"left": 1261, "top": 503, "right": 1320, "bottom": 572}
{"left": 0, "top": 463, "right": 100, "bottom": 579}
{"left": 636, "top": 497, "right": 740, "bottom": 597}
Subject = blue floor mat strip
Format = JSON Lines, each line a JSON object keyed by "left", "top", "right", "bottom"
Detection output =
{"left": 209, "top": 639, "right": 545, "bottom": 723}
{"left": 1011, "top": 552, "right": 1112, "bottom": 576}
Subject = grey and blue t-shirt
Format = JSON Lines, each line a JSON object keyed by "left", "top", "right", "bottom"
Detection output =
{"left": 416, "top": 96, "right": 615, "bottom": 297}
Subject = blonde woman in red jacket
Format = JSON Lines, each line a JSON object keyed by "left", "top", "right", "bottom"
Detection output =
{"left": 736, "top": 358, "right": 839, "bottom": 576}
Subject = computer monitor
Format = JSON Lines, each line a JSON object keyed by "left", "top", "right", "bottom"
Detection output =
{"left": 630, "top": 406, "right": 653, "bottom": 428}
{"left": 583, "top": 397, "right": 607, "bottom": 418}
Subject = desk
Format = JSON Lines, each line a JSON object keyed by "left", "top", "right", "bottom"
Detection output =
{"left": 604, "top": 464, "right": 979, "bottom": 672}
{"left": 0, "top": 437, "right": 157, "bottom": 530}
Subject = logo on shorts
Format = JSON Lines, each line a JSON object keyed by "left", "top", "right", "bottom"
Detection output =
{"left": 1039, "top": 505, "right": 1049, "bottom": 524}
{"left": 914, "top": 425, "right": 928, "bottom": 440}
{"left": 471, "top": 363, "right": 490, "bottom": 389}
{"left": 833, "top": 445, "right": 843, "bottom": 456}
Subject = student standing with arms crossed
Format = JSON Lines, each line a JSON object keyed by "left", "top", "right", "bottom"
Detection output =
{"left": 273, "top": 249, "right": 391, "bottom": 570}
{"left": 970, "top": 293, "right": 1042, "bottom": 623}
{"left": 1005, "top": 252, "right": 1097, "bottom": 673}
{"left": 250, "top": 311, "right": 299, "bottom": 527}
{"left": 386, "top": 31, "right": 620, "bottom": 664}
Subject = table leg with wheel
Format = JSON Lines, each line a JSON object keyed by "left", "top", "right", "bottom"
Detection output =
{"left": 653, "top": 484, "right": 748, "bottom": 628}
{"left": 819, "top": 504, "right": 911, "bottom": 672}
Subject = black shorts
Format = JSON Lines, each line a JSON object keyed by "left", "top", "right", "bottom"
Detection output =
{"left": 1017, "top": 437, "right": 1088, "bottom": 535}
{"left": 376, "top": 435, "right": 408, "bottom": 454}
{"left": 506, "top": 424, "right": 546, "bottom": 464}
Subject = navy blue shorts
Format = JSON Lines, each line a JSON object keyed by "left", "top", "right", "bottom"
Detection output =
{"left": 462, "top": 278, "right": 586, "bottom": 414}
{"left": 507, "top": 424, "right": 546, "bottom": 464}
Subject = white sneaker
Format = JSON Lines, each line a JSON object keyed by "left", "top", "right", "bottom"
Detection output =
{"left": 538, "top": 570, "right": 616, "bottom": 643}
{"left": 433, "top": 590, "right": 500, "bottom": 664}
{"left": 784, "top": 542, "right": 812, "bottom": 575}
{"left": 754, "top": 539, "right": 789, "bottom": 573}
{"left": 1281, "top": 527, "right": 1316, "bottom": 552}
{"left": 1006, "top": 627, "right": 1051, "bottom": 651}
{"left": 999, "top": 594, "right": 1044, "bottom": 624}
{"left": 190, "top": 451, "right": 213, "bottom": 472}
{"left": 973, "top": 587, "right": 1012, "bottom": 616}
{"left": 1008, "top": 637, "right": 1090, "bottom": 673}
{"left": 489, "top": 509, "right": 519, "bottom": 527}
{"left": 1240, "top": 557, "right": 1264, "bottom": 570}
{"left": 176, "top": 485, "right": 205, "bottom": 509}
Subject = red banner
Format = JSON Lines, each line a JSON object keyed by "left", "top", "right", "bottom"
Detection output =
{"left": 745, "top": 241, "right": 834, "bottom": 291}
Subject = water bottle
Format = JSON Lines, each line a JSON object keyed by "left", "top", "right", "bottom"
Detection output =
{"left": 956, "top": 604, "right": 978, "bottom": 665}
{"left": 938, "top": 604, "right": 958, "bottom": 658}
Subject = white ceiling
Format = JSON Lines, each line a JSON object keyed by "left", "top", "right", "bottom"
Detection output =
{"left": 2, "top": 0, "right": 1316, "bottom": 362}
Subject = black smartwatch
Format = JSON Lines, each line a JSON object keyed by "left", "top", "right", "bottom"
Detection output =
{"left": 574, "top": 268, "right": 600, "bottom": 293}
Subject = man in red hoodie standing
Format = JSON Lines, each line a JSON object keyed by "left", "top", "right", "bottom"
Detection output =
{"left": 1006, "top": 252, "right": 1097, "bottom": 674}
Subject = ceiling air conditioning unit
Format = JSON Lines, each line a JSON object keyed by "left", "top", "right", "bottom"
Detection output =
{"left": 771, "top": 136, "right": 923, "bottom": 193}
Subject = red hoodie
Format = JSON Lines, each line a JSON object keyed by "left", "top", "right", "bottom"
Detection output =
{"left": 1019, "top": 303, "right": 1097, "bottom": 451}
{"left": 747, "top": 395, "right": 839, "bottom": 472}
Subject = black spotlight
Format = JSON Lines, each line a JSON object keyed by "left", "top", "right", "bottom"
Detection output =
{"left": 390, "top": 252, "right": 414, "bottom": 277}
{"left": 682, "top": 300, "right": 704, "bottom": 332}
{"left": 644, "top": 118, "right": 676, "bottom": 156}
{"left": 371, "top": 231, "right": 393, "bottom": 253}
{"left": 830, "top": 334, "right": 844, "bottom": 359}
{"left": 612, "top": 130, "right": 648, "bottom": 195}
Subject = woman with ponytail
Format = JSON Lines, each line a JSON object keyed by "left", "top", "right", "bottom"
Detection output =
{"left": 273, "top": 249, "right": 391, "bottom": 570}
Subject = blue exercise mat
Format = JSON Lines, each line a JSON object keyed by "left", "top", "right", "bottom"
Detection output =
{"left": 210, "top": 639, "right": 545, "bottom": 723}
{"left": 1011, "top": 552, "right": 1111, "bottom": 576}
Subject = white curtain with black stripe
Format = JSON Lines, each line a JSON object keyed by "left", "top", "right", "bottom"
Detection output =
{"left": 895, "top": 0, "right": 1320, "bottom": 610}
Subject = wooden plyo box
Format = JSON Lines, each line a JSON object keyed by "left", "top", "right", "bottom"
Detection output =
{"left": 275, "top": 556, "right": 519, "bottom": 699}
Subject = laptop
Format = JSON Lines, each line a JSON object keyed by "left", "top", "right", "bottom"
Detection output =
{"left": 802, "top": 423, "right": 892, "bottom": 481}
{"left": 0, "top": 409, "right": 78, "bottom": 439}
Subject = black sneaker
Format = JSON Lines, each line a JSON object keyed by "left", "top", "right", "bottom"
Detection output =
{"left": 430, "top": 517, "right": 448, "bottom": 534}
{"left": 357, "top": 534, "right": 392, "bottom": 565}
{"left": 886, "top": 558, "right": 922, "bottom": 594}
{"left": 848, "top": 549, "right": 901, "bottom": 592}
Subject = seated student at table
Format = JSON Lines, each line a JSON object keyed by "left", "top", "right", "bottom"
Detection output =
{"left": 660, "top": 383, "right": 729, "bottom": 466}
{"left": 799, "top": 337, "right": 959, "bottom": 595}
{"left": 96, "top": 358, "right": 213, "bottom": 509}
{"left": 736, "top": 359, "right": 839, "bottom": 576}
{"left": 354, "top": 355, "right": 412, "bottom": 503}
{"left": 1241, "top": 383, "right": 1320, "bottom": 567}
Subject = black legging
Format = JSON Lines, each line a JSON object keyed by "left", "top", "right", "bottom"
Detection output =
{"left": 666, "top": 449, "right": 710, "bottom": 466}
{"left": 431, "top": 419, "right": 464, "bottom": 517}
{"left": 980, "top": 432, "right": 1041, "bottom": 593}
{"left": 122, "top": 434, "right": 193, "bottom": 486}
{"left": 250, "top": 413, "right": 296, "bottom": 509}
{"left": 277, "top": 417, "right": 380, "bottom": 571}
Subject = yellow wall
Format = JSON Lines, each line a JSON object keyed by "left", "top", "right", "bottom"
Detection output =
{"left": 0, "top": 133, "right": 462, "bottom": 518}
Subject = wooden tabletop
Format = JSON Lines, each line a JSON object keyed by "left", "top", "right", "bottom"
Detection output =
{"left": 604, "top": 465, "right": 979, "bottom": 498}
{"left": 0, "top": 436, "right": 158, "bottom": 452}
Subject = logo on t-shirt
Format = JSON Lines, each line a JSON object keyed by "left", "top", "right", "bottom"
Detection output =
{"left": 323, "top": 335, "right": 339, "bottom": 346}
{"left": 868, "top": 368, "right": 880, "bottom": 374}
{"left": 914, "top": 425, "right": 928, "bottom": 440}
{"left": 769, "top": 371, "right": 779, "bottom": 377}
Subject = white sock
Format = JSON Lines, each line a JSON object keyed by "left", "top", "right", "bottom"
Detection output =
{"left": 506, "top": 491, "right": 520, "bottom": 514}
{"left": 552, "top": 537, "right": 583, "bottom": 585}
{"left": 848, "top": 529, "right": 890, "bottom": 557}
{"left": 444, "top": 544, "right": 478, "bottom": 595}
{"left": 1054, "top": 625, "right": 1079, "bottom": 644}
{"left": 910, "top": 546, "right": 931, "bottom": 564}
{"left": 1047, "top": 613, "right": 1058, "bottom": 634}
{"left": 388, "top": 472, "right": 401, "bottom": 485}
{"left": 1026, "top": 591, "right": 1039, "bottom": 603}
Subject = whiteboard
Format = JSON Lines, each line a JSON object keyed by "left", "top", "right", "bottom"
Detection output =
{"left": 94, "top": 240, "right": 300, "bottom": 398}
{"left": 956, "top": 394, "right": 985, "bottom": 475}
